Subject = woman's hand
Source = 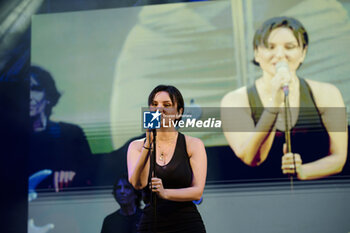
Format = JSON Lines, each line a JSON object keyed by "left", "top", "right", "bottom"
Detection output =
{"left": 150, "top": 177, "right": 167, "bottom": 199}
{"left": 144, "top": 129, "right": 154, "bottom": 149}
{"left": 281, "top": 144, "right": 304, "bottom": 179}
{"left": 281, "top": 153, "right": 303, "bottom": 178}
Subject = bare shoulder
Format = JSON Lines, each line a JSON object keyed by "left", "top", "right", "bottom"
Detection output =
{"left": 305, "top": 79, "right": 344, "bottom": 107}
{"left": 184, "top": 135, "right": 204, "bottom": 147}
{"left": 305, "top": 79, "right": 339, "bottom": 91}
{"left": 128, "top": 138, "right": 145, "bottom": 152}
{"left": 221, "top": 86, "right": 249, "bottom": 107}
{"left": 184, "top": 135, "right": 205, "bottom": 157}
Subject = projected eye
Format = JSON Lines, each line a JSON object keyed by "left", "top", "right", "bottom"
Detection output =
{"left": 267, "top": 44, "right": 275, "bottom": 50}
{"left": 286, "top": 44, "right": 297, "bottom": 49}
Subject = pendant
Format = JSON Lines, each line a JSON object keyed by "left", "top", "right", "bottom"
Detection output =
{"left": 160, "top": 153, "right": 164, "bottom": 161}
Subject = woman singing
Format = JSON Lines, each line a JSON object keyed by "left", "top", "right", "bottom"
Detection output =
{"left": 221, "top": 16, "right": 347, "bottom": 180}
{"left": 127, "top": 85, "right": 207, "bottom": 232}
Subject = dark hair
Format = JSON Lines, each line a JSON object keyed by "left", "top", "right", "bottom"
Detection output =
{"left": 148, "top": 85, "right": 184, "bottom": 120}
{"left": 112, "top": 177, "right": 142, "bottom": 208}
{"left": 30, "top": 66, "right": 61, "bottom": 116}
{"left": 253, "top": 16, "right": 308, "bottom": 66}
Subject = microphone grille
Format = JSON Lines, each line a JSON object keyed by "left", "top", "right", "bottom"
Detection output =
{"left": 275, "top": 61, "right": 289, "bottom": 71}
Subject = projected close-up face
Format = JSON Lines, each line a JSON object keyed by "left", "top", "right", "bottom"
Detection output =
{"left": 254, "top": 27, "right": 306, "bottom": 76}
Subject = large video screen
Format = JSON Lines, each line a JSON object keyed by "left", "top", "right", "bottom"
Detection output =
{"left": 27, "top": 1, "right": 350, "bottom": 233}
{"left": 29, "top": 0, "right": 350, "bottom": 191}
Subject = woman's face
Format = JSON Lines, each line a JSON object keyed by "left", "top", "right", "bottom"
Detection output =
{"left": 150, "top": 91, "right": 182, "bottom": 125}
{"left": 254, "top": 27, "right": 307, "bottom": 77}
{"left": 30, "top": 77, "right": 48, "bottom": 117}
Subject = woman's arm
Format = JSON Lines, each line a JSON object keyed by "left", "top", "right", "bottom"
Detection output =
{"left": 298, "top": 131, "right": 347, "bottom": 180}
{"left": 127, "top": 137, "right": 151, "bottom": 190}
{"left": 283, "top": 80, "right": 348, "bottom": 180}
{"left": 151, "top": 136, "right": 207, "bottom": 201}
{"left": 221, "top": 87, "right": 279, "bottom": 166}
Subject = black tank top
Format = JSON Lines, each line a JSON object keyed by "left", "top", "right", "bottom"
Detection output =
{"left": 247, "top": 78, "right": 330, "bottom": 179}
{"left": 143, "top": 132, "right": 193, "bottom": 204}
{"left": 138, "top": 133, "right": 206, "bottom": 233}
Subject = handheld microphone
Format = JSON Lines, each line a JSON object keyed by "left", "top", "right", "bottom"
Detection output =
{"left": 275, "top": 61, "right": 290, "bottom": 96}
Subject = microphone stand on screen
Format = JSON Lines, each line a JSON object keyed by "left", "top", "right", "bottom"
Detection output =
{"left": 283, "top": 87, "right": 295, "bottom": 191}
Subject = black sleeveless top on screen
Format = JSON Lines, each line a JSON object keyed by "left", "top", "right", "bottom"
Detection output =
{"left": 246, "top": 78, "right": 330, "bottom": 179}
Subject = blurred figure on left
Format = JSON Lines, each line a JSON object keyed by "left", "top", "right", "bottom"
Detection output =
{"left": 29, "top": 65, "right": 92, "bottom": 192}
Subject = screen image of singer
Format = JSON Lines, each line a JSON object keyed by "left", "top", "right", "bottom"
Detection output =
{"left": 31, "top": 0, "right": 350, "bottom": 188}
{"left": 27, "top": 1, "right": 350, "bottom": 233}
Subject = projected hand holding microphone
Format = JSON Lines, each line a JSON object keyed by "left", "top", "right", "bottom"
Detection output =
{"left": 268, "top": 61, "right": 292, "bottom": 109}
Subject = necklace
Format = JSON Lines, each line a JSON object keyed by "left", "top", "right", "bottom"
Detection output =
{"left": 157, "top": 141, "right": 175, "bottom": 163}
{"left": 157, "top": 144, "right": 172, "bottom": 165}
{"left": 159, "top": 152, "right": 165, "bottom": 161}
{"left": 156, "top": 133, "right": 178, "bottom": 165}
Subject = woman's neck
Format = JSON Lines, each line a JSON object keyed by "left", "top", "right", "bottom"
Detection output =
{"left": 257, "top": 71, "right": 300, "bottom": 108}
{"left": 156, "top": 130, "right": 178, "bottom": 142}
